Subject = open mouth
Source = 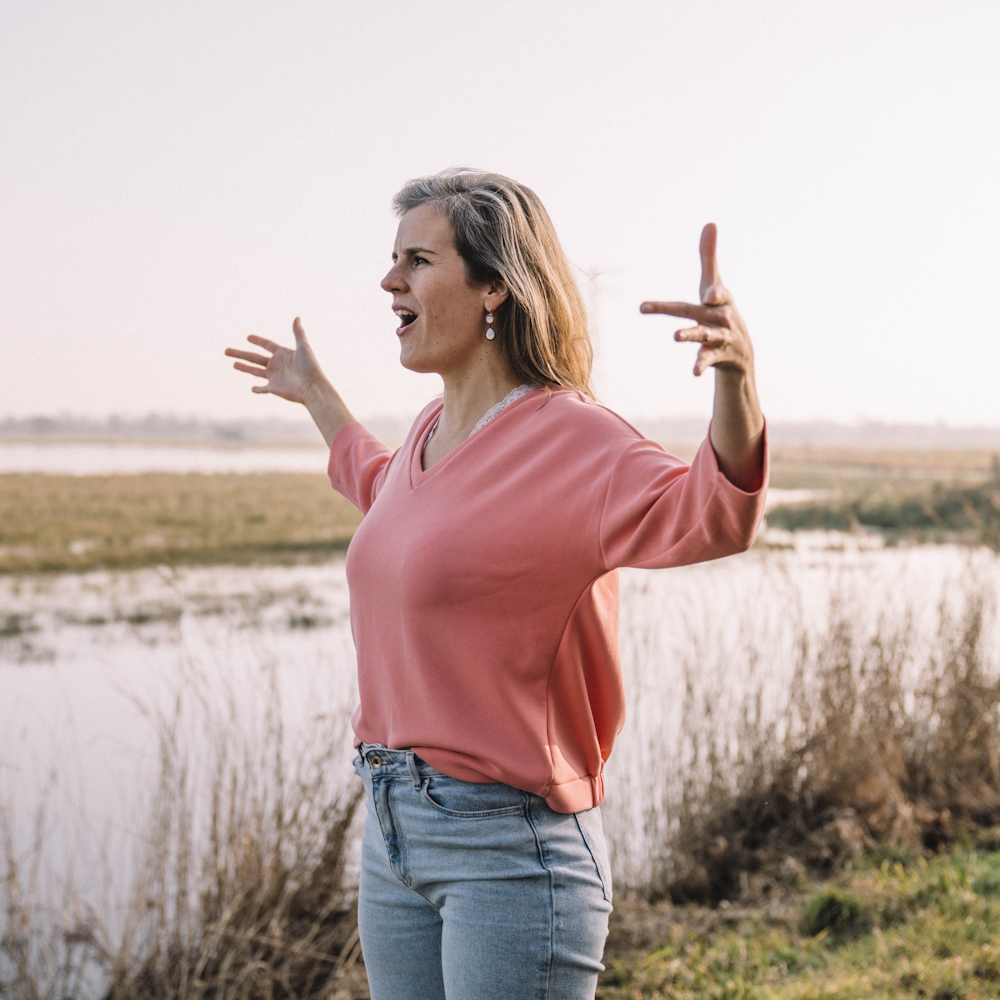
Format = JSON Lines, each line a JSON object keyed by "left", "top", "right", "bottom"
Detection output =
{"left": 393, "top": 308, "right": 418, "bottom": 334}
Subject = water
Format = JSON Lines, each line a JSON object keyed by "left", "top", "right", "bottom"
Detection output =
{"left": 0, "top": 443, "right": 829, "bottom": 511}
{"left": 4, "top": 537, "right": 999, "bottom": 904}
{"left": 0, "top": 562, "right": 360, "bottom": 916}
{"left": 0, "top": 442, "right": 329, "bottom": 475}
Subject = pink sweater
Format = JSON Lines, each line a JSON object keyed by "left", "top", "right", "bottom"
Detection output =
{"left": 328, "top": 389, "right": 768, "bottom": 813}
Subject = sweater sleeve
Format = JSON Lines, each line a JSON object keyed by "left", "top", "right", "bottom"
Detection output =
{"left": 327, "top": 421, "right": 396, "bottom": 514}
{"left": 599, "top": 422, "right": 769, "bottom": 570}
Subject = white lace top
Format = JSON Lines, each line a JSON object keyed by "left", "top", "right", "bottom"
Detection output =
{"left": 423, "top": 385, "right": 537, "bottom": 454}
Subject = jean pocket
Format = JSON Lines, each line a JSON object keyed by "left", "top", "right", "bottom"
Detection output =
{"left": 575, "top": 806, "right": 613, "bottom": 903}
{"left": 421, "top": 775, "right": 527, "bottom": 818}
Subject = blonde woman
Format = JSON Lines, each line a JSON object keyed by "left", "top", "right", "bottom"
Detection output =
{"left": 226, "top": 169, "right": 766, "bottom": 1000}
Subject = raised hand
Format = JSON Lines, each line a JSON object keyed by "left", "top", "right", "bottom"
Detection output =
{"left": 639, "top": 223, "right": 755, "bottom": 380}
{"left": 224, "top": 318, "right": 355, "bottom": 448}
{"left": 225, "top": 317, "right": 326, "bottom": 403}
{"left": 639, "top": 224, "right": 765, "bottom": 491}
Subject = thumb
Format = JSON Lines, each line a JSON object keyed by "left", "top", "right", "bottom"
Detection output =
{"left": 699, "top": 223, "right": 723, "bottom": 303}
{"left": 292, "top": 316, "right": 306, "bottom": 344}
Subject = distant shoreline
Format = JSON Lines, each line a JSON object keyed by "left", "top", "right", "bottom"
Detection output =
{"left": 4, "top": 414, "right": 1000, "bottom": 452}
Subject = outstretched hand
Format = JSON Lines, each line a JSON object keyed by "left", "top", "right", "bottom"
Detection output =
{"left": 640, "top": 224, "right": 765, "bottom": 492}
{"left": 640, "top": 223, "right": 755, "bottom": 380}
{"left": 225, "top": 318, "right": 325, "bottom": 404}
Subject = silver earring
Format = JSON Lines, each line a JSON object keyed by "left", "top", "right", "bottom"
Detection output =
{"left": 485, "top": 310, "right": 495, "bottom": 341}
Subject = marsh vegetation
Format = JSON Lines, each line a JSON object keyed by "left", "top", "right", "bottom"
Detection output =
{"left": 0, "top": 473, "right": 362, "bottom": 574}
{"left": 765, "top": 448, "right": 1000, "bottom": 547}
{"left": 4, "top": 452, "right": 1000, "bottom": 997}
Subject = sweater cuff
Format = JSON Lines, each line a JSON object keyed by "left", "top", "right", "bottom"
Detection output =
{"left": 326, "top": 421, "right": 368, "bottom": 496}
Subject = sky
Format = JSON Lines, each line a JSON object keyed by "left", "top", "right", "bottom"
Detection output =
{"left": 1, "top": 1, "right": 998, "bottom": 426}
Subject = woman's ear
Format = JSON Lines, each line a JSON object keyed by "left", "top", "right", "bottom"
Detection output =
{"left": 486, "top": 279, "right": 510, "bottom": 312}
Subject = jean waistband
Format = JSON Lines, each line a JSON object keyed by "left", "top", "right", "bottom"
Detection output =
{"left": 357, "top": 743, "right": 443, "bottom": 789}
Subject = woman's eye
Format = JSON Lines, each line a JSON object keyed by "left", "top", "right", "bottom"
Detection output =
{"left": 412, "top": 256, "right": 429, "bottom": 266}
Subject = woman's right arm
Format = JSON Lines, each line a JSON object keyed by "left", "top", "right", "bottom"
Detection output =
{"left": 224, "top": 317, "right": 355, "bottom": 448}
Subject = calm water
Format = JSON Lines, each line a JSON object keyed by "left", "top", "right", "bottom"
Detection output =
{"left": 0, "top": 441, "right": 822, "bottom": 511}
{"left": 3, "top": 537, "right": 999, "bottom": 901}
{"left": 0, "top": 442, "right": 329, "bottom": 475}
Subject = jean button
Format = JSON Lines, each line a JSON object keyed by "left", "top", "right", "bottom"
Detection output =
{"left": 370, "top": 756, "right": 382, "bottom": 768}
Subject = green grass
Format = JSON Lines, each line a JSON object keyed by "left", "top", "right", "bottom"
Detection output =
{"left": 3, "top": 448, "right": 998, "bottom": 576}
{"left": 598, "top": 848, "right": 1000, "bottom": 999}
{"left": 762, "top": 446, "right": 1000, "bottom": 545}
{"left": 766, "top": 481, "right": 1000, "bottom": 546}
{"left": 0, "top": 472, "right": 363, "bottom": 573}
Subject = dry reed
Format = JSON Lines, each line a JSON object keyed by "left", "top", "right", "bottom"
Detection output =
{"left": 2, "top": 660, "right": 365, "bottom": 1000}
{"left": 6, "top": 563, "right": 1000, "bottom": 996}
{"left": 653, "top": 581, "right": 1000, "bottom": 904}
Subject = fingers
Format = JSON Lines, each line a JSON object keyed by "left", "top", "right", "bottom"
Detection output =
{"left": 699, "top": 225, "right": 730, "bottom": 306}
{"left": 673, "top": 321, "right": 733, "bottom": 376}
{"left": 674, "top": 325, "right": 728, "bottom": 347}
{"left": 699, "top": 223, "right": 725, "bottom": 304}
{"left": 231, "top": 361, "right": 269, "bottom": 378}
{"left": 224, "top": 349, "right": 272, "bottom": 366}
{"left": 699, "top": 222, "right": 722, "bottom": 294}
{"left": 693, "top": 345, "right": 725, "bottom": 377}
{"left": 247, "top": 334, "right": 281, "bottom": 353}
{"left": 678, "top": 327, "right": 728, "bottom": 377}
{"left": 641, "top": 222, "right": 731, "bottom": 315}
{"left": 641, "top": 301, "right": 727, "bottom": 325}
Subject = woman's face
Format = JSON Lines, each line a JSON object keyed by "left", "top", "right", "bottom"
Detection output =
{"left": 381, "top": 204, "right": 497, "bottom": 376}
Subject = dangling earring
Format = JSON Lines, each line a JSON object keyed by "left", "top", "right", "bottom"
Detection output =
{"left": 485, "top": 309, "right": 496, "bottom": 341}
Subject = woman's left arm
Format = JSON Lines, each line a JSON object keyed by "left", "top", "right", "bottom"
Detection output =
{"left": 640, "top": 223, "right": 765, "bottom": 492}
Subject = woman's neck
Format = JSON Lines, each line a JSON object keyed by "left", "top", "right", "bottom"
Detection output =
{"left": 437, "top": 359, "right": 520, "bottom": 441}
{"left": 420, "top": 354, "right": 521, "bottom": 471}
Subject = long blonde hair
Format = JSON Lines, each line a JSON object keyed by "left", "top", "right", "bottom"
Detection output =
{"left": 392, "top": 169, "right": 594, "bottom": 398}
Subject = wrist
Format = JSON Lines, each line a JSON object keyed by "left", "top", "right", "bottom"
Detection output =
{"left": 713, "top": 366, "right": 764, "bottom": 439}
{"left": 302, "top": 376, "right": 354, "bottom": 449}
{"left": 303, "top": 375, "right": 334, "bottom": 410}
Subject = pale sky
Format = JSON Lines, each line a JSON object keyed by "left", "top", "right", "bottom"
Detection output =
{"left": 1, "top": 1, "right": 998, "bottom": 425}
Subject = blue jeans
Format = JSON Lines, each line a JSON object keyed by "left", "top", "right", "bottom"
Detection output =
{"left": 353, "top": 744, "right": 613, "bottom": 1000}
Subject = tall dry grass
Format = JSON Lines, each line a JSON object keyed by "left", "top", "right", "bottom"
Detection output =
{"left": 1, "top": 662, "right": 364, "bottom": 1000}
{"left": 652, "top": 581, "right": 1000, "bottom": 904}
{"left": 5, "top": 557, "right": 1000, "bottom": 996}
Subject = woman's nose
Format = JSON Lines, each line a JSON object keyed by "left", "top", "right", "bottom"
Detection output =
{"left": 381, "top": 264, "right": 405, "bottom": 293}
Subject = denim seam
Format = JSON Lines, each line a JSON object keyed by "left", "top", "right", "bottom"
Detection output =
{"left": 574, "top": 813, "right": 613, "bottom": 904}
{"left": 419, "top": 782, "right": 527, "bottom": 819}
{"left": 523, "top": 798, "right": 555, "bottom": 999}
{"left": 366, "top": 778, "right": 442, "bottom": 912}
{"left": 387, "top": 778, "right": 444, "bottom": 910}
{"left": 384, "top": 780, "right": 412, "bottom": 888}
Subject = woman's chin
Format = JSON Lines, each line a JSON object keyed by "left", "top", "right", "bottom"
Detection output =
{"left": 398, "top": 345, "right": 435, "bottom": 375}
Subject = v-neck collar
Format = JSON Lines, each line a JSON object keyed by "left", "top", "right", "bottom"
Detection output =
{"left": 409, "top": 387, "right": 546, "bottom": 488}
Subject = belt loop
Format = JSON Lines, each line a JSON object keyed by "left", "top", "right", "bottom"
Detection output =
{"left": 405, "top": 750, "right": 421, "bottom": 790}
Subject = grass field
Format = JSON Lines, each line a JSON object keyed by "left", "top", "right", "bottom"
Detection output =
{"left": 4, "top": 447, "right": 1000, "bottom": 573}
{"left": 765, "top": 447, "right": 1000, "bottom": 492}
{"left": 4, "top": 495, "right": 1000, "bottom": 996}
{"left": 599, "top": 844, "right": 1000, "bottom": 999}
{"left": 0, "top": 472, "right": 362, "bottom": 574}
{"left": 764, "top": 448, "right": 1000, "bottom": 546}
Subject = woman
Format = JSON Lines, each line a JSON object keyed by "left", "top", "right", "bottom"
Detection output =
{"left": 225, "top": 169, "right": 766, "bottom": 1000}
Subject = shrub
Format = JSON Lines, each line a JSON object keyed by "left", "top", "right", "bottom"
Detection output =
{"left": 801, "top": 888, "right": 867, "bottom": 939}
